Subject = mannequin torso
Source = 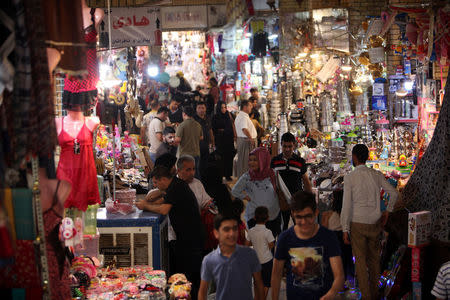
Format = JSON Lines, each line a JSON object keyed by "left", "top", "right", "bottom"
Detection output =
{"left": 56, "top": 109, "right": 101, "bottom": 211}
{"left": 56, "top": 110, "right": 100, "bottom": 137}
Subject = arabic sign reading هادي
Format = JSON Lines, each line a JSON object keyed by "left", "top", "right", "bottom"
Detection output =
{"left": 103, "top": 7, "right": 160, "bottom": 48}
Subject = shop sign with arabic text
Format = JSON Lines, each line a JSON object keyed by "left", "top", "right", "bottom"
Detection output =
{"left": 103, "top": 7, "right": 160, "bottom": 48}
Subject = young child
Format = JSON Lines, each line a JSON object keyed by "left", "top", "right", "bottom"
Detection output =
{"left": 247, "top": 206, "right": 275, "bottom": 299}
{"left": 199, "top": 214, "right": 264, "bottom": 300}
{"left": 231, "top": 199, "right": 248, "bottom": 245}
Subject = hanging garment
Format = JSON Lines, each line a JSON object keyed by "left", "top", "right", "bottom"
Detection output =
{"left": 57, "top": 118, "right": 100, "bottom": 211}
{"left": 24, "top": 0, "right": 57, "bottom": 161}
{"left": 0, "top": 184, "right": 71, "bottom": 299}
{"left": 43, "top": 181, "right": 71, "bottom": 299}
{"left": 6, "top": 0, "right": 32, "bottom": 170}
{"left": 404, "top": 80, "right": 450, "bottom": 243}
{"left": 0, "top": 189, "right": 14, "bottom": 260}
{"left": 0, "top": 5, "right": 15, "bottom": 95}
{"left": 42, "top": 0, "right": 86, "bottom": 75}
{"left": 236, "top": 54, "right": 248, "bottom": 72}
{"left": 2, "top": 0, "right": 57, "bottom": 171}
{"left": 251, "top": 32, "right": 269, "bottom": 57}
{"left": 435, "top": 8, "right": 450, "bottom": 66}
{"left": 62, "top": 9, "right": 99, "bottom": 112}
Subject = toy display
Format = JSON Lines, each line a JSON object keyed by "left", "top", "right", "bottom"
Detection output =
{"left": 82, "top": 266, "right": 167, "bottom": 299}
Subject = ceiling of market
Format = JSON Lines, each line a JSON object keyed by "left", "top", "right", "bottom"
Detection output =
{"left": 87, "top": 0, "right": 226, "bottom": 7}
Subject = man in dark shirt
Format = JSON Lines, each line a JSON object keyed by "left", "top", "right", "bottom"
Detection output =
{"left": 168, "top": 99, "right": 183, "bottom": 125}
{"left": 147, "top": 166, "right": 205, "bottom": 299}
{"left": 194, "top": 101, "right": 214, "bottom": 182}
{"left": 271, "top": 192, "right": 344, "bottom": 300}
{"left": 271, "top": 132, "right": 312, "bottom": 231}
{"left": 155, "top": 126, "right": 177, "bottom": 160}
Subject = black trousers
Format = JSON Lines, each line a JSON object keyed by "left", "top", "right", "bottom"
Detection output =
{"left": 173, "top": 240, "right": 203, "bottom": 300}
{"left": 247, "top": 212, "right": 282, "bottom": 238}
{"left": 281, "top": 210, "right": 292, "bottom": 231}
{"left": 199, "top": 150, "right": 209, "bottom": 182}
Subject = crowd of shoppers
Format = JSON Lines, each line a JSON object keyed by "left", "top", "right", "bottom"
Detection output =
{"left": 137, "top": 83, "right": 408, "bottom": 299}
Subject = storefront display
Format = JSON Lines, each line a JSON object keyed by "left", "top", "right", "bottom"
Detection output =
{"left": 162, "top": 31, "right": 206, "bottom": 88}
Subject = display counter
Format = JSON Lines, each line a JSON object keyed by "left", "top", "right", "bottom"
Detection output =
{"left": 96, "top": 208, "right": 168, "bottom": 270}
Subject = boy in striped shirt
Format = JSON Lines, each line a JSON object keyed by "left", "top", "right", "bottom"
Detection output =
{"left": 432, "top": 261, "right": 450, "bottom": 299}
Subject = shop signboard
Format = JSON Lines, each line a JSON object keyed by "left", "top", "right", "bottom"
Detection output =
{"left": 161, "top": 6, "right": 207, "bottom": 30}
{"left": 102, "top": 7, "right": 160, "bottom": 48}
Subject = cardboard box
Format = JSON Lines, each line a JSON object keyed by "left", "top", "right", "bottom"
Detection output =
{"left": 408, "top": 211, "right": 431, "bottom": 247}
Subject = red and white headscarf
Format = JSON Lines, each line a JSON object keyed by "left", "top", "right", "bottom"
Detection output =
{"left": 248, "top": 147, "right": 277, "bottom": 191}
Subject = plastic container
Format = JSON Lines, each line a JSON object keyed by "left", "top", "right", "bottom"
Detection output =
{"left": 84, "top": 204, "right": 99, "bottom": 235}
{"left": 74, "top": 229, "right": 100, "bottom": 258}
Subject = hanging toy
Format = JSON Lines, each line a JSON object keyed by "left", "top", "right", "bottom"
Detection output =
{"left": 369, "top": 148, "right": 378, "bottom": 161}
{"left": 59, "top": 217, "right": 77, "bottom": 251}
{"left": 113, "top": 49, "right": 128, "bottom": 82}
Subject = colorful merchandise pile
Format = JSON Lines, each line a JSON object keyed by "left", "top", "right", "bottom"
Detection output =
{"left": 70, "top": 265, "right": 192, "bottom": 300}
{"left": 84, "top": 266, "right": 166, "bottom": 299}
{"left": 95, "top": 125, "right": 149, "bottom": 197}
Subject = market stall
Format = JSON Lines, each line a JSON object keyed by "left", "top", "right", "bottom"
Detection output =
{"left": 262, "top": 7, "right": 446, "bottom": 184}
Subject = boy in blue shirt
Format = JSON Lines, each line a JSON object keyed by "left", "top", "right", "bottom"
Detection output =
{"left": 199, "top": 214, "right": 265, "bottom": 300}
{"left": 271, "top": 192, "right": 344, "bottom": 300}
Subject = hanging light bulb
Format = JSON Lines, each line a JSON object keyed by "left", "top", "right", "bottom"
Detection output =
{"left": 404, "top": 79, "right": 414, "bottom": 91}
{"left": 147, "top": 65, "right": 159, "bottom": 78}
{"left": 396, "top": 79, "right": 408, "bottom": 97}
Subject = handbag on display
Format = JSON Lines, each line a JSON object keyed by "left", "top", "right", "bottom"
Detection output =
{"left": 276, "top": 171, "right": 292, "bottom": 211}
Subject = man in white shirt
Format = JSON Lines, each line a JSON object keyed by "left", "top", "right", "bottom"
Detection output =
{"left": 234, "top": 100, "right": 257, "bottom": 178}
{"left": 341, "top": 144, "right": 399, "bottom": 300}
{"left": 140, "top": 100, "right": 160, "bottom": 143}
{"left": 147, "top": 107, "right": 169, "bottom": 163}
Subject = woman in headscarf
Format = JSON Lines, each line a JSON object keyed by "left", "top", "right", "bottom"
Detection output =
{"left": 212, "top": 101, "right": 236, "bottom": 181}
{"left": 231, "top": 147, "right": 281, "bottom": 238}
